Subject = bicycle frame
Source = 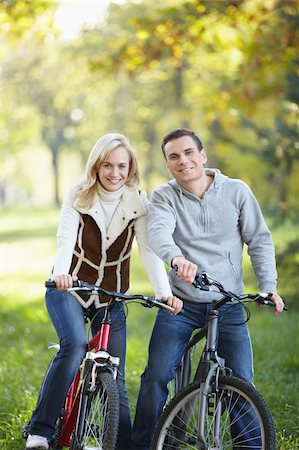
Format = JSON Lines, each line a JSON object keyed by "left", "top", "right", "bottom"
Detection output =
{"left": 173, "top": 270, "right": 281, "bottom": 396}
{"left": 194, "top": 308, "right": 229, "bottom": 447}
{"left": 173, "top": 307, "right": 229, "bottom": 448}
{"left": 57, "top": 304, "right": 120, "bottom": 447}
{"left": 173, "top": 309, "right": 218, "bottom": 396}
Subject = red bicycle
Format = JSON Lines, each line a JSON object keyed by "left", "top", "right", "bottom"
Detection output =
{"left": 23, "top": 281, "right": 174, "bottom": 450}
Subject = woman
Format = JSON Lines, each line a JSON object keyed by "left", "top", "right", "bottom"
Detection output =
{"left": 26, "top": 133, "right": 182, "bottom": 450}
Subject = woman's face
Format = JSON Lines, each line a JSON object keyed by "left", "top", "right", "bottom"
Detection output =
{"left": 97, "top": 146, "right": 130, "bottom": 191}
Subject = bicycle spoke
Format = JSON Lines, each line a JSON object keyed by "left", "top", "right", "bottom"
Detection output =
{"left": 152, "top": 376, "right": 276, "bottom": 450}
{"left": 74, "top": 371, "right": 119, "bottom": 450}
{"left": 84, "top": 389, "right": 106, "bottom": 447}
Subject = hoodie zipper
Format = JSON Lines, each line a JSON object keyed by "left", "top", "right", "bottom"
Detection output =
{"left": 199, "top": 198, "right": 208, "bottom": 232}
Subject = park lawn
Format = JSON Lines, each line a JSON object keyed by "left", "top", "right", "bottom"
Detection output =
{"left": 0, "top": 207, "right": 298, "bottom": 449}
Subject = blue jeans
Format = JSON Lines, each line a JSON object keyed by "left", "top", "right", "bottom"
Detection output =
{"left": 132, "top": 301, "right": 253, "bottom": 450}
{"left": 29, "top": 289, "right": 131, "bottom": 449}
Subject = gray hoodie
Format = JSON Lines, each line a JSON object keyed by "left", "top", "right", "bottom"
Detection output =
{"left": 148, "top": 169, "right": 277, "bottom": 302}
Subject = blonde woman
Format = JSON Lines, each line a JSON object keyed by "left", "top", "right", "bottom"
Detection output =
{"left": 26, "top": 133, "right": 182, "bottom": 450}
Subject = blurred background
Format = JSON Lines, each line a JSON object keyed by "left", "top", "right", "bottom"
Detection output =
{"left": 1, "top": 0, "right": 298, "bottom": 207}
{"left": 0, "top": 1, "right": 298, "bottom": 448}
{"left": 1, "top": 0, "right": 298, "bottom": 303}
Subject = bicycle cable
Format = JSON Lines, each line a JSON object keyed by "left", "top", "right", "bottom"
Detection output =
{"left": 86, "top": 301, "right": 128, "bottom": 343}
{"left": 200, "top": 283, "right": 253, "bottom": 326}
{"left": 216, "top": 300, "right": 251, "bottom": 327}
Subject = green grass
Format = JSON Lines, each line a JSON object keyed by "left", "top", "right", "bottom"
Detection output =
{"left": 0, "top": 208, "right": 298, "bottom": 449}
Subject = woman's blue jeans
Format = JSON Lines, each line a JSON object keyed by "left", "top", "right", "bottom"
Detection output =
{"left": 29, "top": 289, "right": 131, "bottom": 449}
{"left": 132, "top": 301, "right": 253, "bottom": 450}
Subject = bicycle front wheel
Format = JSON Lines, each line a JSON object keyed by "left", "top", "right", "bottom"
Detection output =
{"left": 72, "top": 370, "right": 120, "bottom": 450}
{"left": 152, "top": 375, "right": 275, "bottom": 450}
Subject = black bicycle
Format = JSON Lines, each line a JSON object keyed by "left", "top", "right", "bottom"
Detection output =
{"left": 152, "top": 271, "right": 287, "bottom": 450}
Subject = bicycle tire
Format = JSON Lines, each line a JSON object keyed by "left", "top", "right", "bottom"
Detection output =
{"left": 152, "top": 375, "right": 276, "bottom": 450}
{"left": 71, "top": 370, "right": 120, "bottom": 450}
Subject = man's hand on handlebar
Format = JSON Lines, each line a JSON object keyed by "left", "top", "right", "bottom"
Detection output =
{"left": 172, "top": 256, "right": 198, "bottom": 285}
{"left": 160, "top": 296, "right": 183, "bottom": 315}
{"left": 257, "top": 291, "right": 285, "bottom": 316}
{"left": 52, "top": 274, "right": 78, "bottom": 291}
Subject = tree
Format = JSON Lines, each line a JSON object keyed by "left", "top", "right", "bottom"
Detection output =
{"left": 0, "top": 0, "right": 56, "bottom": 41}
{"left": 80, "top": 0, "right": 298, "bottom": 212}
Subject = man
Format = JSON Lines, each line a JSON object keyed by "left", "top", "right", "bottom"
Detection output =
{"left": 132, "top": 128, "right": 284, "bottom": 450}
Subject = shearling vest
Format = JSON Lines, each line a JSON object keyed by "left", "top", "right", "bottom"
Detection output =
{"left": 69, "top": 213, "right": 135, "bottom": 308}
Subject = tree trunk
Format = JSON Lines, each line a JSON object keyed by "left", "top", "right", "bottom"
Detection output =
{"left": 51, "top": 145, "right": 60, "bottom": 206}
{"left": 173, "top": 65, "right": 189, "bottom": 128}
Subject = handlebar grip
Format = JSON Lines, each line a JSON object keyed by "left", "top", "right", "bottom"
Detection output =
{"left": 256, "top": 296, "right": 288, "bottom": 311}
{"left": 159, "top": 302, "right": 176, "bottom": 313}
{"left": 257, "top": 298, "right": 276, "bottom": 307}
{"left": 146, "top": 297, "right": 175, "bottom": 312}
{"left": 45, "top": 280, "right": 81, "bottom": 288}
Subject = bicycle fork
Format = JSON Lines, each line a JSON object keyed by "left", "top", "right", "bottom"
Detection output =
{"left": 195, "top": 309, "right": 225, "bottom": 449}
{"left": 89, "top": 310, "right": 120, "bottom": 384}
{"left": 76, "top": 317, "right": 120, "bottom": 430}
{"left": 67, "top": 312, "right": 121, "bottom": 446}
{"left": 196, "top": 363, "right": 223, "bottom": 449}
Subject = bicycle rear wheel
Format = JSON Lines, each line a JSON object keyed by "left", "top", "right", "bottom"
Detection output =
{"left": 71, "top": 370, "right": 120, "bottom": 450}
{"left": 152, "top": 375, "right": 275, "bottom": 450}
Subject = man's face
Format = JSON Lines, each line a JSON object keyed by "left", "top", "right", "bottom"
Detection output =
{"left": 164, "top": 135, "right": 207, "bottom": 186}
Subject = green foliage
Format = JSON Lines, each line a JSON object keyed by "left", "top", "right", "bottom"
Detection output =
{"left": 276, "top": 239, "right": 299, "bottom": 308}
{"left": 87, "top": 0, "right": 299, "bottom": 212}
{"left": 249, "top": 312, "right": 299, "bottom": 449}
{"left": 242, "top": 219, "right": 299, "bottom": 310}
{"left": 0, "top": 0, "right": 56, "bottom": 41}
{"left": 1, "top": 0, "right": 298, "bottom": 213}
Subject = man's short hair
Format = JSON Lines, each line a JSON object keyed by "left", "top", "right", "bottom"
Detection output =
{"left": 161, "top": 128, "right": 203, "bottom": 157}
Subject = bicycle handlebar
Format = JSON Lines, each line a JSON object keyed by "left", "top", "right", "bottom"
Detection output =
{"left": 45, "top": 280, "right": 175, "bottom": 312}
{"left": 193, "top": 271, "right": 287, "bottom": 311}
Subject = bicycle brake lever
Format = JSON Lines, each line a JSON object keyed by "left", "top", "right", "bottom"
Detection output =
{"left": 192, "top": 272, "right": 210, "bottom": 291}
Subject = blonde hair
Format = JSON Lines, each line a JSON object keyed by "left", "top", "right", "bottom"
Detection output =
{"left": 74, "top": 133, "right": 139, "bottom": 209}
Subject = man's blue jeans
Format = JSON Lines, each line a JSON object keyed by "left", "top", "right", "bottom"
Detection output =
{"left": 132, "top": 301, "right": 253, "bottom": 450}
{"left": 29, "top": 289, "right": 131, "bottom": 449}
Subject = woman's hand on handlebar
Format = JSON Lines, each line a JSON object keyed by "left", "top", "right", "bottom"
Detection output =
{"left": 172, "top": 256, "right": 198, "bottom": 285}
{"left": 52, "top": 274, "right": 78, "bottom": 291}
{"left": 160, "top": 296, "right": 183, "bottom": 315}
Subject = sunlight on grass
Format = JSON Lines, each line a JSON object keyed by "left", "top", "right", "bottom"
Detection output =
{"left": 1, "top": 208, "right": 59, "bottom": 307}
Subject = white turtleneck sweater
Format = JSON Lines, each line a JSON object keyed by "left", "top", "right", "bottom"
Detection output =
{"left": 97, "top": 184, "right": 124, "bottom": 239}
{"left": 52, "top": 184, "right": 173, "bottom": 299}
